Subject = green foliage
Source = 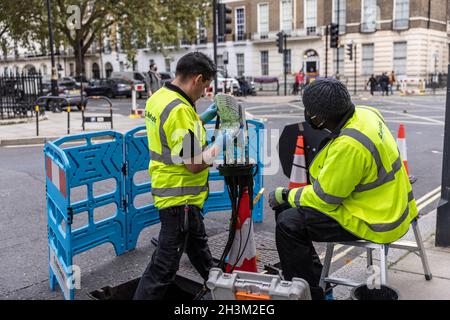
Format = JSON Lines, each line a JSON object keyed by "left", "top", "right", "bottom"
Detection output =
{"left": 0, "top": 0, "right": 211, "bottom": 71}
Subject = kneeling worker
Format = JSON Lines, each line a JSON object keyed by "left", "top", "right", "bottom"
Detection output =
{"left": 134, "top": 52, "right": 221, "bottom": 300}
{"left": 269, "top": 79, "right": 418, "bottom": 300}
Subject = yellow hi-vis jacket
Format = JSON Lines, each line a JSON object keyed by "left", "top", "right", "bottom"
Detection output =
{"left": 288, "top": 106, "right": 418, "bottom": 244}
{"left": 145, "top": 86, "right": 209, "bottom": 209}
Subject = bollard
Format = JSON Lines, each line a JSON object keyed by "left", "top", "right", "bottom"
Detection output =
{"left": 35, "top": 105, "right": 40, "bottom": 136}
{"left": 81, "top": 104, "right": 85, "bottom": 131}
{"left": 67, "top": 104, "right": 71, "bottom": 135}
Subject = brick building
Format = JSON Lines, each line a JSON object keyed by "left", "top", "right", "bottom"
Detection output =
{"left": 2, "top": 0, "right": 449, "bottom": 90}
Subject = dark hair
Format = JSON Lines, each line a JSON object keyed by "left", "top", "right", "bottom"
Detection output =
{"left": 176, "top": 52, "right": 217, "bottom": 81}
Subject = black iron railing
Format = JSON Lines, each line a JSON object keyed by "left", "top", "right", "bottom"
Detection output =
{"left": 0, "top": 72, "right": 43, "bottom": 119}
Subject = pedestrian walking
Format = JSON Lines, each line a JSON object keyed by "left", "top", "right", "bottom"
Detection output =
{"left": 268, "top": 79, "right": 418, "bottom": 300}
{"left": 134, "top": 52, "right": 223, "bottom": 300}
{"left": 294, "top": 69, "right": 305, "bottom": 95}
{"left": 389, "top": 70, "right": 396, "bottom": 95}
{"left": 380, "top": 72, "right": 389, "bottom": 96}
{"left": 148, "top": 63, "right": 162, "bottom": 96}
{"left": 367, "top": 74, "right": 378, "bottom": 96}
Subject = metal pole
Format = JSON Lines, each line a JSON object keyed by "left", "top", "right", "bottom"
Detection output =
{"left": 78, "top": 31, "right": 85, "bottom": 119}
{"left": 336, "top": 0, "right": 340, "bottom": 79}
{"left": 46, "top": 0, "right": 58, "bottom": 96}
{"left": 284, "top": 35, "right": 287, "bottom": 96}
{"left": 35, "top": 105, "right": 39, "bottom": 136}
{"left": 213, "top": 0, "right": 218, "bottom": 94}
{"left": 67, "top": 104, "right": 70, "bottom": 135}
{"left": 354, "top": 44, "right": 357, "bottom": 95}
{"left": 325, "top": 25, "right": 329, "bottom": 78}
{"left": 436, "top": 66, "right": 450, "bottom": 247}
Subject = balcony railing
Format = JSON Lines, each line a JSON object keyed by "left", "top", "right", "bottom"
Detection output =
{"left": 361, "top": 22, "right": 377, "bottom": 33}
{"left": 306, "top": 27, "right": 317, "bottom": 36}
{"left": 393, "top": 19, "right": 409, "bottom": 30}
{"left": 233, "top": 33, "right": 251, "bottom": 42}
{"left": 197, "top": 37, "right": 208, "bottom": 45}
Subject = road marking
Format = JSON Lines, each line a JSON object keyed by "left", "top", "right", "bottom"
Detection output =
{"left": 379, "top": 109, "right": 444, "bottom": 125}
{"left": 383, "top": 119, "right": 443, "bottom": 126}
{"left": 249, "top": 114, "right": 302, "bottom": 119}
{"left": 3, "top": 144, "right": 45, "bottom": 148}
{"left": 415, "top": 186, "right": 441, "bottom": 206}
{"left": 417, "top": 192, "right": 441, "bottom": 212}
{"left": 319, "top": 244, "right": 344, "bottom": 260}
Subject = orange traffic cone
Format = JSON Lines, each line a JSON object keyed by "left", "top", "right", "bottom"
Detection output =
{"left": 397, "top": 124, "right": 417, "bottom": 184}
{"left": 289, "top": 135, "right": 308, "bottom": 189}
{"left": 226, "top": 188, "right": 258, "bottom": 273}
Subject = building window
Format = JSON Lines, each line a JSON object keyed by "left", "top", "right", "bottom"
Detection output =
{"left": 197, "top": 19, "right": 208, "bottom": 44}
{"left": 304, "top": 0, "right": 317, "bottom": 35}
{"left": 236, "top": 8, "right": 246, "bottom": 41}
{"left": 285, "top": 49, "right": 292, "bottom": 74}
{"left": 261, "top": 51, "right": 269, "bottom": 76}
{"left": 333, "top": 0, "right": 346, "bottom": 34}
{"left": 258, "top": 3, "right": 269, "bottom": 38}
{"left": 393, "top": 42, "right": 407, "bottom": 76}
{"left": 165, "top": 58, "right": 172, "bottom": 72}
{"left": 362, "top": 0, "right": 377, "bottom": 33}
{"left": 237, "top": 53, "right": 245, "bottom": 77}
{"left": 393, "top": 0, "right": 409, "bottom": 30}
{"left": 334, "top": 47, "right": 344, "bottom": 75}
{"left": 69, "top": 63, "right": 75, "bottom": 77}
{"left": 281, "top": 0, "right": 293, "bottom": 33}
{"left": 362, "top": 44, "right": 374, "bottom": 75}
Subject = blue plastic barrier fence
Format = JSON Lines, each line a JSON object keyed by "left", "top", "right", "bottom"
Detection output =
{"left": 44, "top": 120, "right": 264, "bottom": 299}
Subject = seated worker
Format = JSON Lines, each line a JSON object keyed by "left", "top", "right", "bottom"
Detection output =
{"left": 269, "top": 79, "right": 418, "bottom": 300}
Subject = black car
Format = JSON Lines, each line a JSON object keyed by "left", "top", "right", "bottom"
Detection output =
{"left": 85, "top": 78, "right": 144, "bottom": 98}
{"left": 159, "top": 72, "right": 175, "bottom": 85}
{"left": 39, "top": 80, "right": 87, "bottom": 112}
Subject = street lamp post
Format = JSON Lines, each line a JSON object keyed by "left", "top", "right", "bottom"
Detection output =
{"left": 46, "top": 0, "right": 58, "bottom": 96}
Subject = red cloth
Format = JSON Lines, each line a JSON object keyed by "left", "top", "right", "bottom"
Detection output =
{"left": 295, "top": 72, "right": 305, "bottom": 84}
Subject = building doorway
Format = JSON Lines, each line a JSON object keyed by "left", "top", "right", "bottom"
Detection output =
{"left": 303, "top": 49, "right": 320, "bottom": 83}
{"left": 92, "top": 63, "right": 100, "bottom": 79}
{"left": 105, "top": 63, "right": 113, "bottom": 78}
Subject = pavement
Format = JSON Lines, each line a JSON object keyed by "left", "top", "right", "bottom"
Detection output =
{"left": 1, "top": 91, "right": 449, "bottom": 300}
{"left": 328, "top": 209, "right": 450, "bottom": 300}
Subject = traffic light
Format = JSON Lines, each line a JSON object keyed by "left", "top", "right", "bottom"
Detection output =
{"left": 218, "top": 4, "right": 232, "bottom": 37}
{"left": 330, "top": 23, "right": 339, "bottom": 48}
{"left": 346, "top": 43, "right": 353, "bottom": 61}
{"left": 276, "top": 31, "right": 284, "bottom": 54}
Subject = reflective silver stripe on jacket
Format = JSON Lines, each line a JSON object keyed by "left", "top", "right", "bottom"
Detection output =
{"left": 152, "top": 184, "right": 209, "bottom": 197}
{"left": 365, "top": 191, "right": 414, "bottom": 232}
{"left": 313, "top": 180, "right": 345, "bottom": 205}
{"left": 151, "top": 99, "right": 184, "bottom": 165}
{"left": 340, "top": 128, "right": 403, "bottom": 192}
{"left": 293, "top": 188, "right": 304, "bottom": 207}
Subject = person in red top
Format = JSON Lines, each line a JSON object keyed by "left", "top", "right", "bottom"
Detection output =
{"left": 294, "top": 69, "right": 305, "bottom": 95}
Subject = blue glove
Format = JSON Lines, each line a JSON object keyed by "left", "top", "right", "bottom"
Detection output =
{"left": 200, "top": 103, "right": 217, "bottom": 124}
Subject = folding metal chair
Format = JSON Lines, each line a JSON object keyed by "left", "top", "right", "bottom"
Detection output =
{"left": 319, "top": 219, "right": 433, "bottom": 290}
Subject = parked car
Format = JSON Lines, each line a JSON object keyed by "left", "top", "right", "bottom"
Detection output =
{"left": 159, "top": 71, "right": 175, "bottom": 85}
{"left": 110, "top": 71, "right": 149, "bottom": 98}
{"left": 85, "top": 78, "right": 145, "bottom": 99}
{"left": 211, "top": 70, "right": 240, "bottom": 94}
{"left": 62, "top": 76, "right": 89, "bottom": 89}
{"left": 39, "top": 79, "right": 87, "bottom": 112}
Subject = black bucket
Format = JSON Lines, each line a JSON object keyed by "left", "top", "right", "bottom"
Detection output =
{"left": 351, "top": 284, "right": 400, "bottom": 300}
{"left": 89, "top": 275, "right": 205, "bottom": 300}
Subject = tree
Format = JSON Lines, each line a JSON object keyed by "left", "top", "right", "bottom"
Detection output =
{"left": 0, "top": 0, "right": 211, "bottom": 75}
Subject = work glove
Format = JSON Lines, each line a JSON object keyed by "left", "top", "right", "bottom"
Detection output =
{"left": 200, "top": 103, "right": 217, "bottom": 124}
{"left": 269, "top": 187, "right": 289, "bottom": 210}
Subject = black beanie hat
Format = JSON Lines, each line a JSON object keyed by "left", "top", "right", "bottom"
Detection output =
{"left": 302, "top": 78, "right": 354, "bottom": 120}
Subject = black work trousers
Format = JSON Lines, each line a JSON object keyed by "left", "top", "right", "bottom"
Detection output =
{"left": 275, "top": 207, "right": 360, "bottom": 300}
{"left": 133, "top": 205, "right": 213, "bottom": 300}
